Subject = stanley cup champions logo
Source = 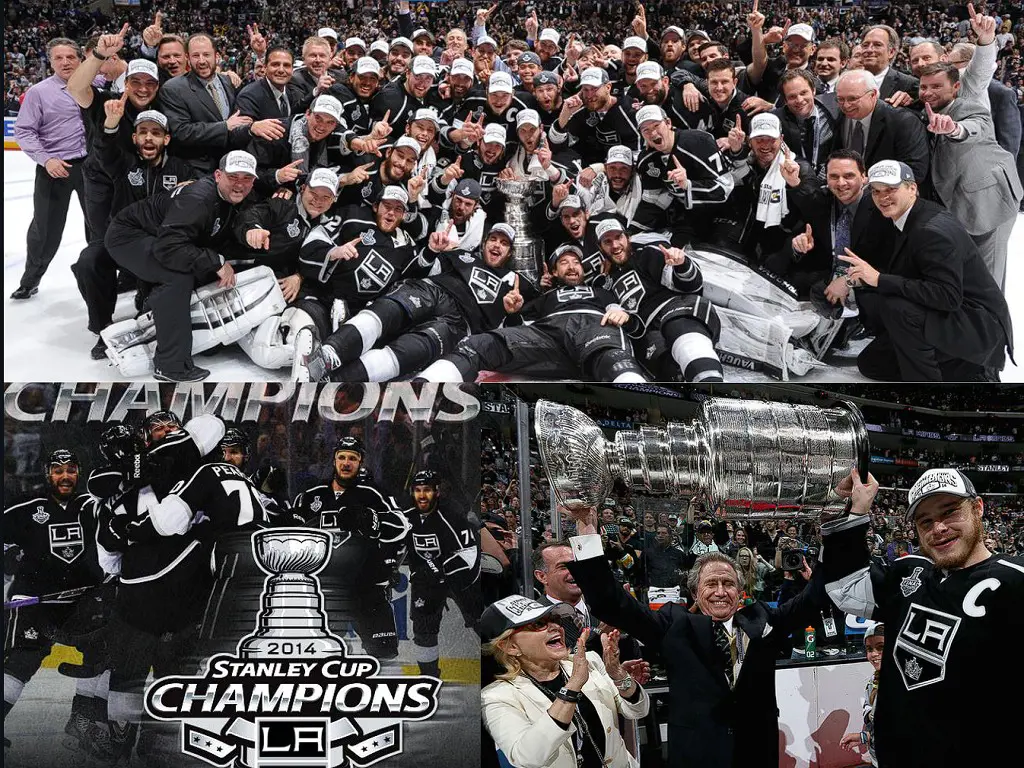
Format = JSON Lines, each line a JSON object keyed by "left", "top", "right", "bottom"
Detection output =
{"left": 144, "top": 529, "right": 441, "bottom": 767}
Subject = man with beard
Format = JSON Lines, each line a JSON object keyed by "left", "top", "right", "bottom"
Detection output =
{"left": 249, "top": 94, "right": 346, "bottom": 196}
{"left": 331, "top": 57, "right": 385, "bottom": 154}
{"left": 104, "top": 150, "right": 259, "bottom": 382}
{"left": 440, "top": 123, "right": 511, "bottom": 218}
{"left": 432, "top": 57, "right": 477, "bottom": 134}
{"left": 774, "top": 69, "right": 839, "bottom": 180}
{"left": 505, "top": 109, "right": 581, "bottom": 188}
{"left": 423, "top": 177, "right": 488, "bottom": 250}
{"left": 335, "top": 135, "right": 421, "bottom": 207}
{"left": 575, "top": 145, "right": 671, "bottom": 244}
{"left": 660, "top": 25, "right": 701, "bottom": 78}
{"left": 287, "top": 36, "right": 335, "bottom": 114}
{"left": 218, "top": 426, "right": 295, "bottom": 526}
{"left": 296, "top": 223, "right": 526, "bottom": 382}
{"left": 814, "top": 39, "right": 849, "bottom": 94}
{"left": 537, "top": 191, "right": 602, "bottom": 279}
{"left": 77, "top": 107, "right": 194, "bottom": 360}
{"left": 629, "top": 61, "right": 696, "bottom": 133}
{"left": 821, "top": 467, "right": 1024, "bottom": 768}
{"left": 370, "top": 55, "right": 438, "bottom": 137}
{"left": 3, "top": 450, "right": 107, "bottom": 755}
{"left": 594, "top": 218, "right": 723, "bottom": 382}
{"left": 635, "top": 105, "right": 735, "bottom": 244}
{"left": 460, "top": 71, "right": 538, "bottom": 148}
{"left": 416, "top": 245, "right": 648, "bottom": 382}
{"left": 291, "top": 437, "right": 411, "bottom": 658}
{"left": 386, "top": 37, "right": 414, "bottom": 81}
{"left": 550, "top": 67, "right": 640, "bottom": 163}
{"left": 405, "top": 470, "right": 481, "bottom": 678}
{"left": 236, "top": 45, "right": 296, "bottom": 120}
{"left": 530, "top": 70, "right": 564, "bottom": 128}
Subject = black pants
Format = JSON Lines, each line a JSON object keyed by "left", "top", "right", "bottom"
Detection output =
{"left": 19, "top": 159, "right": 92, "bottom": 290}
{"left": 106, "top": 231, "right": 195, "bottom": 373}
{"left": 74, "top": 172, "right": 120, "bottom": 332}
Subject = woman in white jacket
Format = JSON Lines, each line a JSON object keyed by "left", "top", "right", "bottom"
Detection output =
{"left": 480, "top": 595, "right": 650, "bottom": 768}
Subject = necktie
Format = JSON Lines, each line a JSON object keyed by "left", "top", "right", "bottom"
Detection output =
{"left": 278, "top": 91, "right": 290, "bottom": 117}
{"left": 849, "top": 120, "right": 865, "bottom": 156}
{"left": 802, "top": 115, "right": 816, "bottom": 162}
{"left": 833, "top": 206, "right": 853, "bottom": 278}
{"left": 207, "top": 80, "right": 227, "bottom": 119}
{"left": 713, "top": 622, "right": 735, "bottom": 687}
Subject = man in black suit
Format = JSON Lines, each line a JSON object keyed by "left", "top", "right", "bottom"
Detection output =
{"left": 834, "top": 69, "right": 930, "bottom": 190}
{"left": 839, "top": 160, "right": 1013, "bottom": 381}
{"left": 786, "top": 149, "right": 895, "bottom": 300}
{"left": 859, "top": 25, "right": 919, "bottom": 107}
{"left": 774, "top": 69, "right": 839, "bottom": 179}
{"left": 160, "top": 33, "right": 283, "bottom": 173}
{"left": 533, "top": 540, "right": 600, "bottom": 651}
{"left": 236, "top": 46, "right": 295, "bottom": 120}
{"left": 566, "top": 509, "right": 824, "bottom": 767}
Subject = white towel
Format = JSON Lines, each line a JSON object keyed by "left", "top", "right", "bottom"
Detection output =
{"left": 756, "top": 148, "right": 790, "bottom": 228}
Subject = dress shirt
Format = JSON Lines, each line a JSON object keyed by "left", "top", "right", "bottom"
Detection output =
{"left": 13, "top": 74, "right": 88, "bottom": 165}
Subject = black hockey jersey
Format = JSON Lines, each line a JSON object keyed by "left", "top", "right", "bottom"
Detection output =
{"left": 92, "top": 127, "right": 196, "bottom": 219}
{"left": 522, "top": 281, "right": 641, "bottom": 338}
{"left": 823, "top": 518, "right": 1024, "bottom": 768}
{"left": 327, "top": 82, "right": 374, "bottom": 148}
{"left": 604, "top": 244, "right": 704, "bottom": 326}
{"left": 369, "top": 78, "right": 429, "bottom": 137}
{"left": 406, "top": 503, "right": 480, "bottom": 590}
{"left": 231, "top": 194, "right": 324, "bottom": 276}
{"left": 635, "top": 128, "right": 734, "bottom": 211}
{"left": 549, "top": 99, "right": 640, "bottom": 164}
{"left": 425, "top": 248, "right": 538, "bottom": 333}
{"left": 4, "top": 495, "right": 100, "bottom": 598}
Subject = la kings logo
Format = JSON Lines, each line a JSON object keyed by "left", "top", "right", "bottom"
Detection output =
{"left": 355, "top": 250, "right": 394, "bottom": 293}
{"left": 412, "top": 532, "right": 441, "bottom": 559}
{"left": 894, "top": 603, "right": 961, "bottom": 691}
{"left": 49, "top": 522, "right": 84, "bottom": 564}
{"left": 613, "top": 271, "right": 645, "bottom": 312}
{"left": 468, "top": 267, "right": 502, "bottom": 303}
{"left": 556, "top": 286, "right": 595, "bottom": 302}
{"left": 143, "top": 529, "right": 440, "bottom": 768}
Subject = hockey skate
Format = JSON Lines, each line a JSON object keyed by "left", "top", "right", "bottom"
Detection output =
{"left": 292, "top": 327, "right": 340, "bottom": 382}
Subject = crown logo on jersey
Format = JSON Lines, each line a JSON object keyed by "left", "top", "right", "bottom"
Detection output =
{"left": 905, "top": 657, "right": 922, "bottom": 681}
{"left": 162, "top": 174, "right": 178, "bottom": 190}
{"left": 900, "top": 567, "right": 924, "bottom": 597}
{"left": 143, "top": 528, "right": 441, "bottom": 767}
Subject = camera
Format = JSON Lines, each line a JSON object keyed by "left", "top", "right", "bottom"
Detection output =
{"left": 781, "top": 542, "right": 819, "bottom": 571}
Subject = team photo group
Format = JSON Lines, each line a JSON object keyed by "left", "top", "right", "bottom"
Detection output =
{"left": 6, "top": 0, "right": 1021, "bottom": 383}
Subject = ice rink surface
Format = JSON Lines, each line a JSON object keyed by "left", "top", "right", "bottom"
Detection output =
{"left": 4, "top": 150, "right": 1021, "bottom": 382}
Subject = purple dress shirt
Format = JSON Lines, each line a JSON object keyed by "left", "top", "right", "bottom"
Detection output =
{"left": 13, "top": 74, "right": 88, "bottom": 166}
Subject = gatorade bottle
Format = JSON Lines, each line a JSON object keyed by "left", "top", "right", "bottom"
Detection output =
{"left": 804, "top": 626, "right": 817, "bottom": 660}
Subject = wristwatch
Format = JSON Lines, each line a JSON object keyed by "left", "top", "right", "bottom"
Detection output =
{"left": 556, "top": 687, "right": 581, "bottom": 703}
{"left": 614, "top": 675, "right": 634, "bottom": 691}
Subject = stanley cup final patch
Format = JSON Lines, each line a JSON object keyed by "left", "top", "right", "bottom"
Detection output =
{"left": 900, "top": 566, "right": 924, "bottom": 597}
{"left": 893, "top": 603, "right": 961, "bottom": 692}
{"left": 143, "top": 528, "right": 440, "bottom": 768}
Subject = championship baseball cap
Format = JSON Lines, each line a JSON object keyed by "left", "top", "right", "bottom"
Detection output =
{"left": 863, "top": 622, "right": 884, "bottom": 640}
{"left": 487, "top": 222, "right": 515, "bottom": 244}
{"left": 623, "top": 36, "right": 647, "bottom": 51}
{"left": 749, "top": 113, "right": 782, "bottom": 139}
{"left": 370, "top": 40, "right": 390, "bottom": 57}
{"left": 516, "top": 109, "right": 541, "bottom": 128}
{"left": 548, "top": 243, "right": 584, "bottom": 269}
{"left": 558, "top": 194, "right": 583, "bottom": 211}
{"left": 379, "top": 185, "right": 410, "bottom": 208}
{"left": 635, "top": 61, "right": 663, "bottom": 82}
{"left": 410, "top": 107, "right": 441, "bottom": 126}
{"left": 488, "top": 71, "right": 514, "bottom": 94}
{"left": 606, "top": 145, "right": 634, "bottom": 166}
{"left": 450, "top": 57, "right": 475, "bottom": 78}
{"left": 411, "top": 55, "right": 438, "bottom": 77}
{"left": 411, "top": 28, "right": 434, "bottom": 42}
{"left": 317, "top": 28, "right": 339, "bottom": 42}
{"left": 392, "top": 135, "right": 422, "bottom": 158}
{"left": 452, "top": 178, "right": 482, "bottom": 201}
{"left": 480, "top": 595, "right": 575, "bottom": 643}
{"left": 134, "top": 109, "right": 168, "bottom": 130}
{"left": 519, "top": 52, "right": 542, "bottom": 67}
{"left": 355, "top": 56, "right": 382, "bottom": 77}
{"left": 390, "top": 36, "right": 414, "bottom": 52}
{"left": 539, "top": 29, "right": 561, "bottom": 47}
{"left": 904, "top": 468, "right": 978, "bottom": 523}
{"left": 687, "top": 30, "right": 711, "bottom": 42}
{"left": 310, "top": 94, "right": 344, "bottom": 123}
{"left": 868, "top": 160, "right": 915, "bottom": 186}
{"left": 618, "top": 516, "right": 635, "bottom": 529}
{"left": 580, "top": 67, "right": 610, "bottom": 88}
{"left": 636, "top": 104, "right": 667, "bottom": 126}
{"left": 307, "top": 168, "right": 340, "bottom": 195}
{"left": 126, "top": 58, "right": 159, "bottom": 81}
{"left": 477, "top": 35, "right": 498, "bottom": 51}
{"left": 482, "top": 123, "right": 508, "bottom": 146}
{"left": 786, "top": 23, "right": 815, "bottom": 43}
{"left": 595, "top": 218, "right": 625, "bottom": 241}
{"left": 661, "top": 25, "right": 686, "bottom": 41}
{"left": 345, "top": 37, "right": 367, "bottom": 51}
{"left": 534, "top": 70, "right": 560, "bottom": 86}
{"left": 219, "top": 150, "right": 258, "bottom": 177}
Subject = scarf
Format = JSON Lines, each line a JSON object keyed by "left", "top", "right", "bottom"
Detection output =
{"left": 580, "top": 171, "right": 644, "bottom": 227}
{"left": 756, "top": 146, "right": 790, "bottom": 228}
{"left": 437, "top": 204, "right": 487, "bottom": 251}
{"left": 507, "top": 144, "right": 549, "bottom": 180}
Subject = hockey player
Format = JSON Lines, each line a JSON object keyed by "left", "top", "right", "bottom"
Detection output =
{"left": 291, "top": 437, "right": 411, "bottom": 658}
{"left": 295, "top": 222, "right": 530, "bottom": 382}
{"left": 821, "top": 468, "right": 1024, "bottom": 768}
{"left": 417, "top": 244, "right": 649, "bottom": 382}
{"left": 549, "top": 68, "right": 642, "bottom": 163}
{"left": 369, "top": 55, "right": 438, "bottom": 137}
{"left": 405, "top": 470, "right": 481, "bottom": 678}
{"left": 594, "top": 218, "right": 723, "bottom": 381}
{"left": 218, "top": 426, "right": 297, "bottom": 525}
{"left": 3, "top": 450, "right": 106, "bottom": 754}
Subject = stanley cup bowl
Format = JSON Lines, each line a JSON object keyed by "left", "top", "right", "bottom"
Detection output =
{"left": 253, "top": 529, "right": 331, "bottom": 575}
{"left": 535, "top": 398, "right": 869, "bottom": 520}
{"left": 497, "top": 177, "right": 544, "bottom": 286}
{"left": 496, "top": 177, "right": 538, "bottom": 202}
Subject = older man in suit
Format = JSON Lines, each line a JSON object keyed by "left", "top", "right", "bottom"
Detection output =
{"left": 566, "top": 509, "right": 824, "bottom": 768}
{"left": 859, "top": 25, "right": 919, "bottom": 107}
{"left": 839, "top": 161, "right": 1013, "bottom": 382}
{"left": 919, "top": 62, "right": 1021, "bottom": 292}
{"left": 834, "top": 69, "right": 930, "bottom": 190}
{"left": 160, "top": 33, "right": 283, "bottom": 172}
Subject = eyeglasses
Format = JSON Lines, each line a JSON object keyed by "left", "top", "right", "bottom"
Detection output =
{"left": 836, "top": 90, "right": 875, "bottom": 106}
{"left": 514, "top": 619, "right": 553, "bottom": 634}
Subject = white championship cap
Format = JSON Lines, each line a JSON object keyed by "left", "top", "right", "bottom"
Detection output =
{"left": 488, "top": 223, "right": 516, "bottom": 244}
{"left": 748, "top": 113, "right": 781, "bottom": 139}
{"left": 411, "top": 55, "right": 438, "bottom": 77}
{"left": 636, "top": 104, "right": 667, "bottom": 125}
{"left": 379, "top": 185, "right": 410, "bottom": 207}
{"left": 482, "top": 123, "right": 508, "bottom": 146}
{"left": 133, "top": 109, "right": 168, "bottom": 129}
{"left": 310, "top": 95, "right": 344, "bottom": 123}
{"left": 661, "top": 25, "right": 686, "bottom": 40}
{"left": 539, "top": 29, "right": 561, "bottom": 47}
{"left": 345, "top": 37, "right": 367, "bottom": 51}
{"left": 786, "top": 23, "right": 815, "bottom": 43}
{"left": 450, "top": 57, "right": 475, "bottom": 78}
{"left": 126, "top": 58, "right": 159, "bottom": 81}
{"left": 317, "top": 28, "right": 339, "bottom": 42}
{"left": 516, "top": 109, "right": 541, "bottom": 128}
{"left": 393, "top": 135, "right": 423, "bottom": 158}
{"left": 635, "top": 61, "right": 663, "bottom": 82}
{"left": 489, "top": 71, "right": 514, "bottom": 94}
{"left": 596, "top": 218, "right": 625, "bottom": 240}
{"left": 477, "top": 35, "right": 498, "bottom": 50}
{"left": 410, "top": 107, "right": 441, "bottom": 126}
{"left": 623, "top": 36, "right": 647, "bottom": 51}
{"left": 905, "top": 468, "right": 978, "bottom": 522}
{"left": 369, "top": 40, "right": 390, "bottom": 57}
{"left": 307, "top": 168, "right": 340, "bottom": 195}
{"left": 559, "top": 194, "right": 583, "bottom": 210}
{"left": 868, "top": 160, "right": 916, "bottom": 186}
{"left": 606, "top": 145, "right": 634, "bottom": 166}
{"left": 220, "top": 150, "right": 258, "bottom": 177}
{"left": 580, "top": 67, "right": 610, "bottom": 88}
{"left": 355, "top": 56, "right": 382, "bottom": 77}
{"left": 390, "top": 36, "right": 414, "bottom": 52}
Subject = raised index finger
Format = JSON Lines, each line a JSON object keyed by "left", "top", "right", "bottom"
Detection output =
{"left": 119, "top": 22, "right": 131, "bottom": 38}
{"left": 155, "top": 11, "right": 164, "bottom": 26}
{"left": 672, "top": 155, "right": 683, "bottom": 169}
{"left": 968, "top": 3, "right": 977, "bottom": 20}
{"left": 382, "top": 109, "right": 391, "bottom": 123}
{"left": 753, "top": 0, "right": 759, "bottom": 12}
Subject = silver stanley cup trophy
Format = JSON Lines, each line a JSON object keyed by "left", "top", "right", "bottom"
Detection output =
{"left": 497, "top": 178, "right": 543, "bottom": 286}
{"left": 237, "top": 529, "right": 347, "bottom": 658}
{"left": 536, "top": 398, "right": 870, "bottom": 519}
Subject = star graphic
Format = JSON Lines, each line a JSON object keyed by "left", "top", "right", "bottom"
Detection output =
{"left": 372, "top": 741, "right": 379, "bottom": 748}
{"left": 193, "top": 734, "right": 202, "bottom": 744}
{"left": 383, "top": 734, "right": 392, "bottom": 744}
{"left": 206, "top": 740, "right": 212, "bottom": 747}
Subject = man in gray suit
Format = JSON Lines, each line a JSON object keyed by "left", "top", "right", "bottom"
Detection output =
{"left": 919, "top": 61, "right": 1021, "bottom": 292}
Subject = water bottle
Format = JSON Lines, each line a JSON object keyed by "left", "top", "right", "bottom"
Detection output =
{"left": 804, "top": 626, "right": 817, "bottom": 660}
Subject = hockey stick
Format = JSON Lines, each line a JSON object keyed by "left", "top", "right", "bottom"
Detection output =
{"left": 4, "top": 585, "right": 99, "bottom": 610}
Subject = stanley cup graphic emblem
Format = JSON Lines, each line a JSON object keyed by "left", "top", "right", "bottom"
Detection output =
{"left": 496, "top": 178, "right": 544, "bottom": 286}
{"left": 238, "top": 528, "right": 346, "bottom": 658}
{"left": 535, "top": 398, "right": 869, "bottom": 519}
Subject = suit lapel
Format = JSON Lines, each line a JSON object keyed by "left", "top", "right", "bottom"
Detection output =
{"left": 865, "top": 104, "right": 885, "bottom": 159}
{"left": 689, "top": 615, "right": 731, "bottom": 693}
{"left": 190, "top": 73, "right": 222, "bottom": 120}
